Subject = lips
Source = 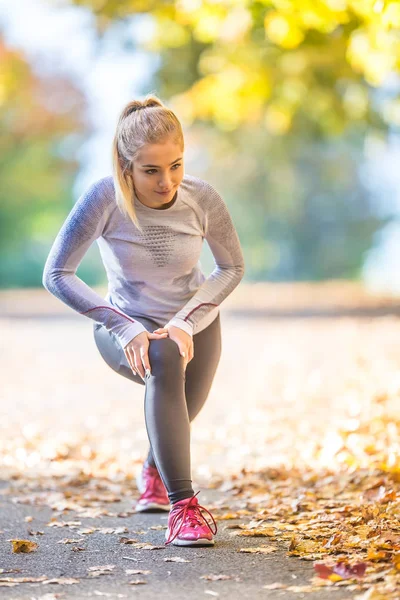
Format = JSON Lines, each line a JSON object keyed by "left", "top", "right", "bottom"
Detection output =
{"left": 156, "top": 189, "right": 173, "bottom": 194}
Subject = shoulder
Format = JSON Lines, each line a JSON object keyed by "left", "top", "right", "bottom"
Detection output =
{"left": 75, "top": 175, "right": 116, "bottom": 216}
{"left": 179, "top": 174, "right": 225, "bottom": 210}
{"left": 81, "top": 175, "right": 115, "bottom": 205}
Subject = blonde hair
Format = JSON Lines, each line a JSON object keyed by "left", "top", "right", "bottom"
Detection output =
{"left": 112, "top": 94, "right": 184, "bottom": 231}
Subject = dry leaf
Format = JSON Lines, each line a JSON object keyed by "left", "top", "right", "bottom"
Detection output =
{"left": 42, "top": 577, "right": 80, "bottom": 585}
{"left": 99, "top": 527, "right": 129, "bottom": 534}
{"left": 314, "top": 560, "right": 367, "bottom": 581}
{"left": 125, "top": 569, "right": 151, "bottom": 575}
{"left": 200, "top": 574, "right": 232, "bottom": 581}
{"left": 9, "top": 539, "right": 38, "bottom": 553}
{"left": 238, "top": 546, "right": 277, "bottom": 554}
{"left": 233, "top": 529, "right": 276, "bottom": 537}
{"left": 128, "top": 543, "right": 164, "bottom": 550}
{"left": 87, "top": 565, "right": 115, "bottom": 578}
{"left": 47, "top": 520, "right": 81, "bottom": 528}
{"left": 0, "top": 576, "right": 47, "bottom": 583}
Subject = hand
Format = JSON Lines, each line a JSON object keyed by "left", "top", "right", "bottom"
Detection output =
{"left": 123, "top": 330, "right": 168, "bottom": 380}
{"left": 153, "top": 326, "right": 194, "bottom": 371}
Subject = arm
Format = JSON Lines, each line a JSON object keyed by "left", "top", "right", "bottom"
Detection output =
{"left": 164, "top": 182, "right": 245, "bottom": 336}
{"left": 42, "top": 178, "right": 147, "bottom": 348}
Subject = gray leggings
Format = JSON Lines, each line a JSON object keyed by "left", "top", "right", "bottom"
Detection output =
{"left": 93, "top": 313, "right": 221, "bottom": 504}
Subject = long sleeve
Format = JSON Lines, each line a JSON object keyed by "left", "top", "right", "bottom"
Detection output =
{"left": 164, "top": 182, "right": 245, "bottom": 336}
{"left": 42, "top": 178, "right": 147, "bottom": 348}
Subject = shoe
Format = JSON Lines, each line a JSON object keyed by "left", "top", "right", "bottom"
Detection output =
{"left": 134, "top": 463, "right": 171, "bottom": 512}
{"left": 165, "top": 491, "right": 217, "bottom": 546}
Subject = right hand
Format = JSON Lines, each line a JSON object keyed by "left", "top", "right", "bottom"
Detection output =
{"left": 123, "top": 330, "right": 168, "bottom": 380}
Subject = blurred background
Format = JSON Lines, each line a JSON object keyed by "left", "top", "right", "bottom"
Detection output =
{"left": 1, "top": 0, "right": 400, "bottom": 291}
{"left": 2, "top": 0, "right": 400, "bottom": 485}
{"left": 2, "top": 11, "right": 400, "bottom": 593}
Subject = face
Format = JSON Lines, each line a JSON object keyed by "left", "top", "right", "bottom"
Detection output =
{"left": 131, "top": 138, "right": 184, "bottom": 209}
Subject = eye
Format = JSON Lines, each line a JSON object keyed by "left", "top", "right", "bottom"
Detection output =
{"left": 145, "top": 163, "right": 181, "bottom": 175}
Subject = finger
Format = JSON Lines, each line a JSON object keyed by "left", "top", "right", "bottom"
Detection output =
{"left": 180, "top": 349, "right": 188, "bottom": 372}
{"left": 148, "top": 332, "right": 168, "bottom": 339}
{"left": 133, "top": 351, "right": 145, "bottom": 380}
{"left": 140, "top": 347, "right": 151, "bottom": 377}
{"left": 126, "top": 348, "right": 140, "bottom": 377}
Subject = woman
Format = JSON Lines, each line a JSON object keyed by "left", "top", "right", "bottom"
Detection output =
{"left": 42, "top": 94, "right": 245, "bottom": 547}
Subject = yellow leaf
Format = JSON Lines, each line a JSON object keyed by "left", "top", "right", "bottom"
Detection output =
{"left": 9, "top": 540, "right": 38, "bottom": 553}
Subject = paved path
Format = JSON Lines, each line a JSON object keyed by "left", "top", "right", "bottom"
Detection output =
{"left": 0, "top": 483, "right": 357, "bottom": 600}
{"left": 2, "top": 283, "right": 399, "bottom": 599}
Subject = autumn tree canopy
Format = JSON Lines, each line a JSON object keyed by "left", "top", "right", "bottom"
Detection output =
{"left": 70, "top": 0, "right": 400, "bottom": 135}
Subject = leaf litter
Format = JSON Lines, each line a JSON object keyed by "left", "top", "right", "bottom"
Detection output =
{"left": 2, "top": 285, "right": 400, "bottom": 597}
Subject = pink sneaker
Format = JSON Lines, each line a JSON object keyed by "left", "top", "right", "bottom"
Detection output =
{"left": 165, "top": 491, "right": 217, "bottom": 546}
{"left": 134, "top": 463, "right": 170, "bottom": 512}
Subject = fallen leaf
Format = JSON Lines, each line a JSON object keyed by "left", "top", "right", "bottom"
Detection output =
{"left": 125, "top": 569, "right": 151, "bottom": 575}
{"left": 314, "top": 560, "right": 367, "bottom": 581}
{"left": 128, "top": 543, "right": 164, "bottom": 550}
{"left": 238, "top": 546, "right": 277, "bottom": 554}
{"left": 233, "top": 529, "right": 276, "bottom": 537}
{"left": 9, "top": 539, "right": 38, "bottom": 553}
{"left": 87, "top": 565, "right": 115, "bottom": 578}
{"left": 200, "top": 574, "right": 232, "bottom": 581}
{"left": 262, "top": 582, "right": 287, "bottom": 589}
{"left": 42, "top": 578, "right": 80, "bottom": 585}
{"left": 0, "top": 576, "right": 47, "bottom": 583}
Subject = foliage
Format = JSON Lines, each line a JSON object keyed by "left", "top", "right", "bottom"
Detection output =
{"left": 70, "top": 0, "right": 400, "bottom": 134}
{"left": 0, "top": 37, "right": 88, "bottom": 287}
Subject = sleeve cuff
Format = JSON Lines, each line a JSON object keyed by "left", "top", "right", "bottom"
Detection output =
{"left": 165, "top": 318, "right": 193, "bottom": 338}
{"left": 114, "top": 321, "right": 148, "bottom": 349}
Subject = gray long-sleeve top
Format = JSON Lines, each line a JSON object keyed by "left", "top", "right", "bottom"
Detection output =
{"left": 42, "top": 174, "right": 245, "bottom": 348}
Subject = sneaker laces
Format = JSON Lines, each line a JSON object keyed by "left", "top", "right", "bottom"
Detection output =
{"left": 165, "top": 491, "right": 217, "bottom": 545}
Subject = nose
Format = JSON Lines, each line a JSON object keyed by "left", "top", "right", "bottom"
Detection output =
{"left": 158, "top": 174, "right": 172, "bottom": 190}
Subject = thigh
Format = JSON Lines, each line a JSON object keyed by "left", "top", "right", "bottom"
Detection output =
{"left": 93, "top": 315, "right": 160, "bottom": 384}
{"left": 184, "top": 313, "right": 222, "bottom": 418}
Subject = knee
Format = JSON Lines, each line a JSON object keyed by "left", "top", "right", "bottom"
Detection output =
{"left": 148, "top": 337, "right": 183, "bottom": 376}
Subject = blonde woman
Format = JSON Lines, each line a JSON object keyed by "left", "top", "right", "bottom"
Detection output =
{"left": 43, "top": 95, "right": 245, "bottom": 546}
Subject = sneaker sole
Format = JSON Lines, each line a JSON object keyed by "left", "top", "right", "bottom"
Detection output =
{"left": 165, "top": 529, "right": 215, "bottom": 546}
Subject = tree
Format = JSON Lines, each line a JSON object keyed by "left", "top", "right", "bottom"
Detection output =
{"left": 0, "top": 37, "right": 88, "bottom": 287}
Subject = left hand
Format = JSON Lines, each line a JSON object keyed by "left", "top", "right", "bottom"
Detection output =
{"left": 153, "top": 325, "right": 194, "bottom": 371}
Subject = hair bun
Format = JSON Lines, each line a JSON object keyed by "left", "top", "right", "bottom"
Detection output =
{"left": 121, "top": 97, "right": 164, "bottom": 121}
